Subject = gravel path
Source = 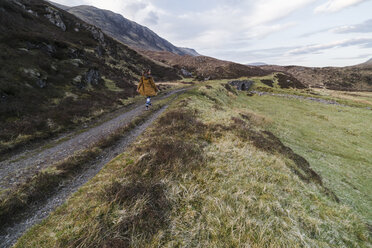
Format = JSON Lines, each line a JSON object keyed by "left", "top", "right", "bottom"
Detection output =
{"left": 0, "top": 88, "right": 186, "bottom": 190}
{"left": 0, "top": 88, "right": 188, "bottom": 248}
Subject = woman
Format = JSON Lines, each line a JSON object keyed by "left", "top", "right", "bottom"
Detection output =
{"left": 137, "top": 68, "right": 158, "bottom": 110}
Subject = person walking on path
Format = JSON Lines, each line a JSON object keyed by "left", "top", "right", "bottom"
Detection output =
{"left": 137, "top": 68, "right": 159, "bottom": 110}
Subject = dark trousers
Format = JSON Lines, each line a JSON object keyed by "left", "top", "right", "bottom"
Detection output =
{"left": 146, "top": 97, "right": 151, "bottom": 107}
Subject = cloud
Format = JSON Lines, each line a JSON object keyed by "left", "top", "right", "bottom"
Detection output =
{"left": 125, "top": 2, "right": 148, "bottom": 14}
{"left": 334, "top": 53, "right": 371, "bottom": 60}
{"left": 144, "top": 11, "right": 159, "bottom": 25}
{"left": 248, "top": 0, "right": 316, "bottom": 26}
{"left": 287, "top": 37, "right": 372, "bottom": 55}
{"left": 148, "top": 0, "right": 313, "bottom": 49}
{"left": 314, "top": 0, "right": 370, "bottom": 13}
{"left": 332, "top": 18, "right": 372, "bottom": 33}
{"left": 299, "top": 18, "right": 372, "bottom": 38}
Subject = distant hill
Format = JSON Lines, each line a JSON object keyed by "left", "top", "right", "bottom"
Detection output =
{"left": 247, "top": 62, "right": 267, "bottom": 66}
{"left": 261, "top": 62, "right": 372, "bottom": 91}
{"left": 0, "top": 0, "right": 180, "bottom": 153}
{"left": 178, "top": 47, "right": 200, "bottom": 56}
{"left": 143, "top": 51, "right": 272, "bottom": 80}
{"left": 61, "top": 5, "right": 199, "bottom": 56}
{"left": 46, "top": 0, "right": 69, "bottom": 10}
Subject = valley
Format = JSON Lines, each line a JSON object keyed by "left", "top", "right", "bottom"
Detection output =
{"left": 0, "top": 0, "right": 371, "bottom": 247}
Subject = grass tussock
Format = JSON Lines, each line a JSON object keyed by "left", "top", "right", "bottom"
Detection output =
{"left": 28, "top": 106, "right": 208, "bottom": 247}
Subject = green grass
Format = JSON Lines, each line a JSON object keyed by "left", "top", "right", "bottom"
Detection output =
{"left": 103, "top": 76, "right": 124, "bottom": 92}
{"left": 241, "top": 91, "right": 372, "bottom": 223}
{"left": 15, "top": 81, "right": 371, "bottom": 247}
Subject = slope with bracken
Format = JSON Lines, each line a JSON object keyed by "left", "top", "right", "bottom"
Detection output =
{"left": 0, "top": 0, "right": 180, "bottom": 155}
{"left": 143, "top": 50, "right": 274, "bottom": 80}
{"left": 261, "top": 59, "right": 372, "bottom": 91}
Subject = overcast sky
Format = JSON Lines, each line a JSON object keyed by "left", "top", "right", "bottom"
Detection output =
{"left": 53, "top": 0, "right": 372, "bottom": 67}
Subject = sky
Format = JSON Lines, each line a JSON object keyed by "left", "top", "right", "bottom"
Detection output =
{"left": 53, "top": 0, "right": 372, "bottom": 67}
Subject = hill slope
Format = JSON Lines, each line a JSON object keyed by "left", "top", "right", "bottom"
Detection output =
{"left": 143, "top": 50, "right": 273, "bottom": 80}
{"left": 0, "top": 0, "right": 180, "bottom": 154}
{"left": 63, "top": 5, "right": 199, "bottom": 56}
{"left": 261, "top": 60, "right": 372, "bottom": 91}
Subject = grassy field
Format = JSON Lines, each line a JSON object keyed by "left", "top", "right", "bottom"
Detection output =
{"left": 16, "top": 80, "right": 371, "bottom": 247}
{"left": 245, "top": 85, "right": 372, "bottom": 223}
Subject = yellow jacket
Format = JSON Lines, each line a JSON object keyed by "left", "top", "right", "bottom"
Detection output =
{"left": 137, "top": 76, "right": 158, "bottom": 96}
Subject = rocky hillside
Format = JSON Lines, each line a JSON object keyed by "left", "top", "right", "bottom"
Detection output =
{"left": 261, "top": 59, "right": 372, "bottom": 91}
{"left": 0, "top": 0, "right": 180, "bottom": 154}
{"left": 143, "top": 50, "right": 272, "bottom": 80}
{"left": 61, "top": 5, "right": 199, "bottom": 56}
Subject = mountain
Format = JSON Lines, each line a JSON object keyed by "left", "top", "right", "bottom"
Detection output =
{"left": 247, "top": 62, "right": 267, "bottom": 66}
{"left": 143, "top": 51, "right": 272, "bottom": 80}
{"left": 61, "top": 5, "right": 199, "bottom": 56}
{"left": 46, "top": 0, "right": 69, "bottom": 10}
{"left": 178, "top": 47, "right": 200, "bottom": 56}
{"left": 0, "top": 0, "right": 180, "bottom": 154}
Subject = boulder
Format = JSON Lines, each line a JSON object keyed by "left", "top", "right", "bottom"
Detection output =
{"left": 72, "top": 75, "right": 85, "bottom": 89}
{"left": 228, "top": 80, "right": 254, "bottom": 91}
{"left": 40, "top": 43, "right": 56, "bottom": 55}
{"left": 181, "top": 68, "right": 192, "bottom": 77}
{"left": 23, "top": 68, "right": 40, "bottom": 78}
{"left": 36, "top": 78, "right": 47, "bottom": 88}
{"left": 95, "top": 45, "right": 105, "bottom": 57}
{"left": 45, "top": 6, "right": 66, "bottom": 31}
{"left": 84, "top": 68, "right": 101, "bottom": 85}
{"left": 69, "top": 59, "right": 83, "bottom": 67}
{"left": 0, "top": 92, "right": 8, "bottom": 102}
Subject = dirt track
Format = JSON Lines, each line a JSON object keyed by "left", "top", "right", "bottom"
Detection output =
{"left": 0, "top": 88, "right": 188, "bottom": 247}
{"left": 0, "top": 88, "right": 186, "bottom": 190}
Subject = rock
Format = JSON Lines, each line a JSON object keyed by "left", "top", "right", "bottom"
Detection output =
{"left": 1, "top": 92, "right": 8, "bottom": 102}
{"left": 26, "top": 42, "right": 38, "bottom": 50}
{"left": 72, "top": 75, "right": 85, "bottom": 89}
{"left": 74, "top": 28, "right": 79, "bottom": 32}
{"left": 45, "top": 6, "right": 66, "bottom": 31}
{"left": 229, "top": 80, "right": 254, "bottom": 91}
{"left": 84, "top": 68, "right": 101, "bottom": 85}
{"left": 73, "top": 75, "right": 82, "bottom": 83}
{"left": 95, "top": 45, "right": 105, "bottom": 57}
{"left": 36, "top": 78, "right": 47, "bottom": 88}
{"left": 51, "top": 64, "right": 57, "bottom": 71}
{"left": 40, "top": 42, "right": 56, "bottom": 55}
{"left": 69, "top": 59, "right": 83, "bottom": 67}
{"left": 86, "top": 25, "right": 105, "bottom": 44}
{"left": 68, "top": 48, "right": 83, "bottom": 59}
{"left": 11, "top": 0, "right": 25, "bottom": 9}
{"left": 181, "top": 68, "right": 192, "bottom": 77}
{"left": 27, "top": 9, "right": 38, "bottom": 16}
{"left": 23, "top": 68, "right": 40, "bottom": 78}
